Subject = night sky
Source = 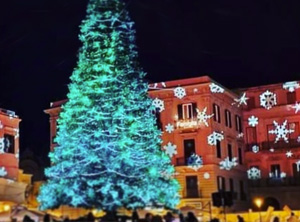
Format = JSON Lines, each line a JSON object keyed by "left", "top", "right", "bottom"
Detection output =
{"left": 0, "top": 0, "right": 300, "bottom": 166}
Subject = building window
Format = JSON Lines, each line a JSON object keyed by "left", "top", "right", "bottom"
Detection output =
{"left": 239, "top": 180, "right": 246, "bottom": 201}
{"left": 225, "top": 109, "right": 232, "bottom": 128}
{"left": 292, "top": 163, "right": 300, "bottom": 178}
{"left": 216, "top": 140, "right": 221, "bottom": 158}
{"left": 213, "top": 103, "right": 221, "bottom": 123}
{"left": 217, "top": 176, "right": 226, "bottom": 191}
{"left": 177, "top": 103, "right": 197, "bottom": 120}
{"left": 4, "top": 134, "right": 14, "bottom": 154}
{"left": 246, "top": 127, "right": 257, "bottom": 144}
{"left": 247, "top": 97, "right": 256, "bottom": 109}
{"left": 238, "top": 147, "right": 243, "bottom": 164}
{"left": 287, "top": 92, "right": 296, "bottom": 104}
{"left": 227, "top": 144, "right": 233, "bottom": 161}
{"left": 235, "top": 115, "right": 242, "bottom": 133}
{"left": 155, "top": 108, "right": 162, "bottom": 130}
{"left": 270, "top": 164, "right": 281, "bottom": 178}
{"left": 186, "top": 176, "right": 199, "bottom": 198}
{"left": 184, "top": 139, "right": 195, "bottom": 164}
{"left": 229, "top": 178, "right": 235, "bottom": 199}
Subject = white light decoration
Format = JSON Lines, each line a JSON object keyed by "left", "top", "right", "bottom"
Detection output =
{"left": 283, "top": 81, "right": 300, "bottom": 92}
{"left": 297, "top": 136, "right": 300, "bottom": 143}
{"left": 14, "top": 128, "right": 19, "bottom": 139}
{"left": 209, "top": 83, "right": 225, "bottom": 93}
{"left": 219, "top": 157, "right": 238, "bottom": 170}
{"left": 203, "top": 172, "right": 210, "bottom": 179}
{"left": 161, "top": 82, "right": 166, "bottom": 88}
{"left": 187, "top": 154, "right": 203, "bottom": 171}
{"left": 269, "top": 148, "right": 275, "bottom": 152}
{"left": 193, "top": 88, "right": 198, "bottom": 93}
{"left": 0, "top": 138, "right": 4, "bottom": 154}
{"left": 248, "top": 115, "right": 259, "bottom": 127}
{"left": 260, "top": 90, "right": 277, "bottom": 110}
{"left": 0, "top": 121, "right": 3, "bottom": 129}
{"left": 6, "top": 179, "right": 14, "bottom": 184}
{"left": 247, "top": 167, "right": 261, "bottom": 180}
{"left": 252, "top": 145, "right": 259, "bottom": 153}
{"left": 292, "top": 102, "right": 300, "bottom": 114}
{"left": 296, "top": 160, "right": 300, "bottom": 172}
{"left": 237, "top": 133, "right": 244, "bottom": 139}
{"left": 286, "top": 150, "right": 293, "bottom": 158}
{"left": 174, "top": 87, "right": 186, "bottom": 99}
{"left": 233, "top": 92, "right": 249, "bottom": 107}
{"left": 152, "top": 98, "right": 164, "bottom": 112}
{"left": 0, "top": 167, "right": 7, "bottom": 177}
{"left": 207, "top": 131, "right": 224, "bottom": 146}
{"left": 163, "top": 142, "right": 177, "bottom": 157}
{"left": 15, "top": 151, "right": 19, "bottom": 160}
{"left": 268, "top": 120, "right": 294, "bottom": 143}
{"left": 280, "top": 172, "right": 287, "bottom": 178}
{"left": 196, "top": 107, "right": 214, "bottom": 127}
{"left": 165, "top": 123, "right": 174, "bottom": 134}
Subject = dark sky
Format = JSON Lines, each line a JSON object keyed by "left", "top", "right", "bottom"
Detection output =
{"left": 0, "top": 0, "right": 300, "bottom": 165}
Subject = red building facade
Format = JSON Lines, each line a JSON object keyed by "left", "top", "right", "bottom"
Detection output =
{"left": 242, "top": 81, "right": 300, "bottom": 210}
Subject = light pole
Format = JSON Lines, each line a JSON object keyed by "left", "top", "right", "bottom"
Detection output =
{"left": 254, "top": 198, "right": 263, "bottom": 222}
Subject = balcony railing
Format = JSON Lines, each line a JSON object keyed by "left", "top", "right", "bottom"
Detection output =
{"left": 175, "top": 118, "right": 199, "bottom": 129}
{"left": 245, "top": 139, "right": 300, "bottom": 152}
{"left": 176, "top": 157, "right": 187, "bottom": 166}
{"left": 249, "top": 177, "right": 300, "bottom": 187}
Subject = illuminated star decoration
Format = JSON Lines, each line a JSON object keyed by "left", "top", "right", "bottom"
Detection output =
{"left": 174, "top": 87, "right": 186, "bottom": 99}
{"left": 283, "top": 81, "right": 300, "bottom": 92}
{"left": 196, "top": 107, "right": 214, "bottom": 127}
{"left": 0, "top": 167, "right": 7, "bottom": 177}
{"left": 260, "top": 90, "right": 277, "bottom": 110}
{"left": 165, "top": 123, "right": 174, "bottom": 134}
{"left": 233, "top": 92, "right": 249, "bottom": 107}
{"left": 219, "top": 157, "right": 238, "bottom": 170}
{"left": 209, "top": 83, "right": 225, "bottom": 93}
{"left": 268, "top": 120, "right": 294, "bottom": 143}
{"left": 152, "top": 98, "right": 165, "bottom": 112}
{"left": 207, "top": 131, "right": 224, "bottom": 146}
{"left": 247, "top": 167, "right": 261, "bottom": 180}
{"left": 248, "top": 115, "right": 259, "bottom": 127}
{"left": 286, "top": 150, "right": 293, "bottom": 158}
{"left": 187, "top": 154, "right": 203, "bottom": 171}
{"left": 163, "top": 142, "right": 177, "bottom": 157}
{"left": 292, "top": 102, "right": 300, "bottom": 114}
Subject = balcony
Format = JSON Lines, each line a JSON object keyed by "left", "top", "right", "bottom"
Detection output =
{"left": 245, "top": 139, "right": 300, "bottom": 152}
{"left": 249, "top": 177, "right": 300, "bottom": 187}
{"left": 175, "top": 118, "right": 200, "bottom": 130}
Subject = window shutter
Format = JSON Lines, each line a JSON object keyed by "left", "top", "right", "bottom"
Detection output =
{"left": 177, "top": 104, "right": 183, "bottom": 120}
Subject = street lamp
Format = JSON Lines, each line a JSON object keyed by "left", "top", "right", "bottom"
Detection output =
{"left": 254, "top": 198, "right": 263, "bottom": 222}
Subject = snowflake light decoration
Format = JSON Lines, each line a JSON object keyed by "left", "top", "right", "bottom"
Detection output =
{"left": 283, "top": 81, "right": 300, "bottom": 92}
{"left": 233, "top": 92, "right": 249, "bottom": 107}
{"left": 0, "top": 167, "right": 7, "bottom": 177}
{"left": 260, "top": 90, "right": 277, "bottom": 110}
{"left": 252, "top": 145, "right": 259, "bottom": 153}
{"left": 247, "top": 167, "right": 261, "bottom": 180}
{"left": 286, "top": 150, "right": 293, "bottom": 158}
{"left": 152, "top": 98, "right": 165, "bottom": 112}
{"left": 174, "top": 87, "right": 186, "bottom": 99}
{"left": 268, "top": 120, "right": 294, "bottom": 143}
{"left": 219, "top": 157, "right": 238, "bottom": 170}
{"left": 187, "top": 154, "right": 203, "bottom": 171}
{"left": 237, "top": 133, "right": 244, "bottom": 139}
{"left": 292, "top": 102, "right": 300, "bottom": 114}
{"left": 165, "top": 123, "right": 174, "bottom": 134}
{"left": 248, "top": 115, "right": 259, "bottom": 127}
{"left": 203, "top": 172, "right": 210, "bottom": 179}
{"left": 163, "top": 142, "right": 177, "bottom": 157}
{"left": 209, "top": 83, "right": 225, "bottom": 93}
{"left": 0, "top": 138, "right": 5, "bottom": 154}
{"left": 207, "top": 131, "right": 224, "bottom": 146}
{"left": 280, "top": 172, "right": 287, "bottom": 178}
{"left": 196, "top": 107, "right": 214, "bottom": 127}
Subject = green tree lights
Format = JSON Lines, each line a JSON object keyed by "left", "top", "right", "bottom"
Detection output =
{"left": 38, "top": 0, "right": 179, "bottom": 211}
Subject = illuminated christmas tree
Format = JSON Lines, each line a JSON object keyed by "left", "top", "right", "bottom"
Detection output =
{"left": 38, "top": 0, "right": 179, "bottom": 211}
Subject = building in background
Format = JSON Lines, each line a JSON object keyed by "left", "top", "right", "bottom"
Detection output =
{"left": 242, "top": 81, "right": 300, "bottom": 210}
{"left": 0, "top": 108, "right": 32, "bottom": 211}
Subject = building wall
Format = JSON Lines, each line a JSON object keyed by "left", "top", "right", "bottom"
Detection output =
{"left": 242, "top": 81, "right": 300, "bottom": 209}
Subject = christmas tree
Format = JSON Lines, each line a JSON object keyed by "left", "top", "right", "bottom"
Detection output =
{"left": 38, "top": 0, "right": 180, "bottom": 211}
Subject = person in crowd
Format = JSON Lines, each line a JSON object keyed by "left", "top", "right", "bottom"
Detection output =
{"left": 273, "top": 216, "right": 280, "bottom": 222}
{"left": 152, "top": 215, "right": 163, "bottom": 222}
{"left": 43, "top": 213, "right": 51, "bottom": 222}
{"left": 86, "top": 212, "right": 95, "bottom": 222}
{"left": 237, "top": 215, "right": 244, "bottom": 222}
{"left": 164, "top": 212, "right": 175, "bottom": 222}
{"left": 145, "top": 213, "right": 153, "bottom": 222}
{"left": 22, "top": 215, "right": 33, "bottom": 222}
{"left": 186, "top": 212, "right": 198, "bottom": 222}
{"left": 132, "top": 211, "right": 139, "bottom": 222}
{"left": 179, "top": 213, "right": 185, "bottom": 222}
{"left": 287, "top": 212, "right": 298, "bottom": 222}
